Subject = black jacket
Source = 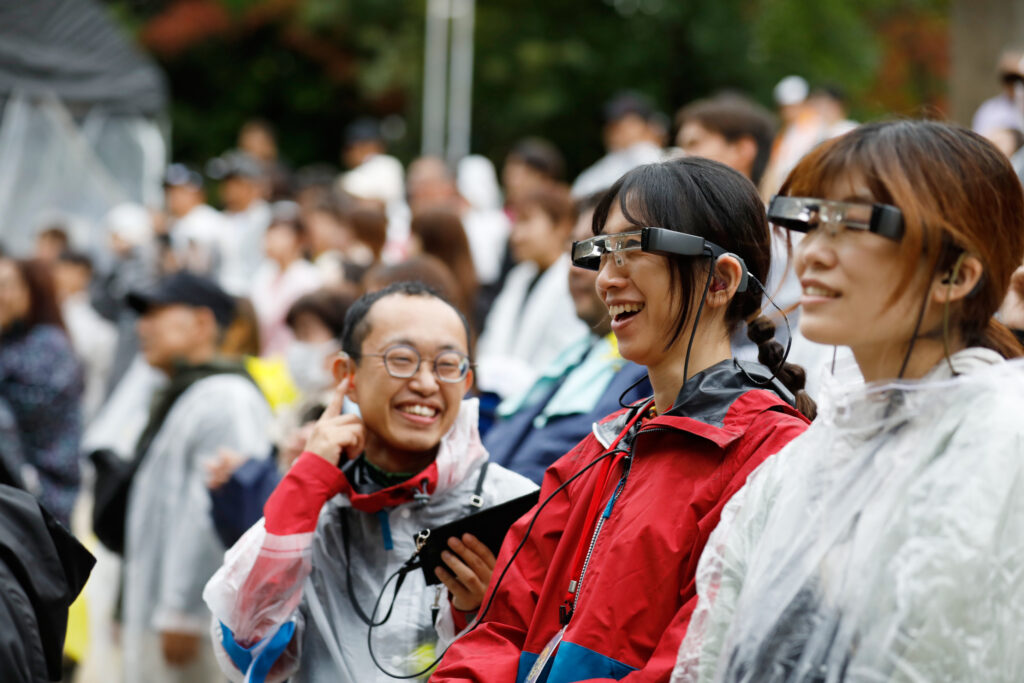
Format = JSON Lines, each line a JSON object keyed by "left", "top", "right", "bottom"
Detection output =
{"left": 0, "top": 484, "right": 94, "bottom": 682}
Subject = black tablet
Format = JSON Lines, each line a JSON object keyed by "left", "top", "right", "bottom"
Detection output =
{"left": 412, "top": 490, "right": 540, "bottom": 586}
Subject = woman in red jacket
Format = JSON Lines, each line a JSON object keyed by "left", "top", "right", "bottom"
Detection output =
{"left": 431, "top": 157, "right": 814, "bottom": 683}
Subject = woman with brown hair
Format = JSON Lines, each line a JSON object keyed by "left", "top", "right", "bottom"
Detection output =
{"left": 673, "top": 120, "right": 1024, "bottom": 682}
{"left": 409, "top": 208, "right": 479, "bottom": 323}
{"left": 0, "top": 258, "right": 83, "bottom": 526}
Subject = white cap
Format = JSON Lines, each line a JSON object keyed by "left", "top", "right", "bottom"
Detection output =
{"left": 774, "top": 75, "right": 809, "bottom": 107}
{"left": 342, "top": 154, "right": 405, "bottom": 205}
{"left": 457, "top": 155, "right": 503, "bottom": 211}
{"left": 105, "top": 203, "right": 153, "bottom": 247}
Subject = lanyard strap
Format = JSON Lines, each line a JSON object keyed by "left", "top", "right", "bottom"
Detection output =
{"left": 562, "top": 401, "right": 652, "bottom": 609}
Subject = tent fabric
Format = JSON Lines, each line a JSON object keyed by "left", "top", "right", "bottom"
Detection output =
{"left": 0, "top": 0, "right": 167, "bottom": 116}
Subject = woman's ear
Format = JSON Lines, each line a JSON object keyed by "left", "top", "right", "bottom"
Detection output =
{"left": 706, "top": 255, "right": 744, "bottom": 308}
{"left": 931, "top": 254, "right": 984, "bottom": 305}
{"left": 331, "top": 353, "right": 359, "bottom": 402}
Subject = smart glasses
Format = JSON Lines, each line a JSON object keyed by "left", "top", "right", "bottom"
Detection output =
{"left": 767, "top": 195, "right": 905, "bottom": 241}
{"left": 571, "top": 227, "right": 748, "bottom": 292}
{"left": 362, "top": 344, "right": 471, "bottom": 383}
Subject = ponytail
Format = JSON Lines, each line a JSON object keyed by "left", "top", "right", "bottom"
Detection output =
{"left": 973, "top": 317, "right": 1024, "bottom": 360}
{"left": 747, "top": 316, "right": 817, "bottom": 420}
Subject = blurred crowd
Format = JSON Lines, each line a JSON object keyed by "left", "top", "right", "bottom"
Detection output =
{"left": 5, "top": 50, "right": 1024, "bottom": 683}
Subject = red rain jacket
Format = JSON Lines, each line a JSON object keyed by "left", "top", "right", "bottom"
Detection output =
{"left": 432, "top": 360, "right": 810, "bottom": 683}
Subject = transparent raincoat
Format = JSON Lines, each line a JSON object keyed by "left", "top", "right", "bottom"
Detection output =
{"left": 122, "top": 373, "right": 272, "bottom": 683}
{"left": 672, "top": 348, "right": 1024, "bottom": 683}
{"left": 203, "top": 398, "right": 536, "bottom": 683}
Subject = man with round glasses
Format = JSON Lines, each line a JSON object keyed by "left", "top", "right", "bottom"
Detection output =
{"left": 203, "top": 282, "right": 536, "bottom": 682}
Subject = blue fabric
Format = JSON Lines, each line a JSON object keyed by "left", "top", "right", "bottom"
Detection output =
{"left": 516, "top": 651, "right": 541, "bottom": 683}
{"left": 0, "top": 324, "right": 83, "bottom": 526}
{"left": 376, "top": 509, "right": 394, "bottom": 550}
{"left": 486, "top": 363, "right": 651, "bottom": 484}
{"left": 219, "top": 620, "right": 296, "bottom": 683}
{"left": 514, "top": 640, "right": 637, "bottom": 683}
{"left": 210, "top": 451, "right": 282, "bottom": 548}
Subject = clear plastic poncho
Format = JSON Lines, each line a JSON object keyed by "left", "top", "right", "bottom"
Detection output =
{"left": 203, "top": 399, "right": 537, "bottom": 683}
{"left": 672, "top": 347, "right": 1024, "bottom": 683}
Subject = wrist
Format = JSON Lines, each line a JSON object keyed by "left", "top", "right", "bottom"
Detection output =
{"left": 264, "top": 452, "right": 347, "bottom": 534}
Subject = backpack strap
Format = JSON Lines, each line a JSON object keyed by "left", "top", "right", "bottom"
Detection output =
{"left": 467, "top": 461, "right": 489, "bottom": 511}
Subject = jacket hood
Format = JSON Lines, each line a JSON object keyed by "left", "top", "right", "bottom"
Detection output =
{"left": 594, "top": 359, "right": 802, "bottom": 449}
{"left": 0, "top": 485, "right": 94, "bottom": 679}
{"left": 338, "top": 398, "right": 488, "bottom": 513}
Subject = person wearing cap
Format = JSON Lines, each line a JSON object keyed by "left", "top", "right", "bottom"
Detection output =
{"left": 164, "top": 162, "right": 230, "bottom": 277}
{"left": 93, "top": 202, "right": 161, "bottom": 397}
{"left": 211, "top": 151, "right": 273, "bottom": 297}
{"left": 570, "top": 91, "right": 666, "bottom": 199}
{"left": 119, "top": 270, "right": 272, "bottom": 683}
{"left": 338, "top": 118, "right": 409, "bottom": 253}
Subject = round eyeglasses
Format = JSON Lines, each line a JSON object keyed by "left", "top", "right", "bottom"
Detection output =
{"left": 362, "top": 344, "right": 472, "bottom": 383}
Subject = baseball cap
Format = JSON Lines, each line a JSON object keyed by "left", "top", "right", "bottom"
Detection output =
{"left": 206, "top": 151, "right": 266, "bottom": 181}
{"left": 126, "top": 271, "right": 237, "bottom": 328}
{"left": 164, "top": 163, "right": 204, "bottom": 189}
{"left": 603, "top": 91, "right": 655, "bottom": 124}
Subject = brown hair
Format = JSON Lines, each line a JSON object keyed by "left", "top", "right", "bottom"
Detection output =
{"left": 675, "top": 93, "right": 777, "bottom": 185}
{"left": 349, "top": 207, "right": 387, "bottom": 262}
{"left": 219, "top": 297, "right": 260, "bottom": 357}
{"left": 781, "top": 120, "right": 1024, "bottom": 359}
{"left": 363, "top": 255, "right": 473, "bottom": 342}
{"left": 409, "top": 209, "right": 478, "bottom": 315}
{"left": 6, "top": 259, "right": 65, "bottom": 333}
{"left": 519, "top": 183, "right": 576, "bottom": 228}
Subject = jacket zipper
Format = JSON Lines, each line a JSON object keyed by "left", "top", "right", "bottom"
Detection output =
{"left": 571, "top": 453, "right": 633, "bottom": 612}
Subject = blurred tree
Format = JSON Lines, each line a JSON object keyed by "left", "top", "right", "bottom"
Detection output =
{"left": 106, "top": 0, "right": 948, "bottom": 178}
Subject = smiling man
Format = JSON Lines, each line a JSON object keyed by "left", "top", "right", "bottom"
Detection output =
{"left": 204, "top": 282, "right": 536, "bottom": 682}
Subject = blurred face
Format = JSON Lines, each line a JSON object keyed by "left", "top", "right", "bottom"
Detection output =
{"left": 264, "top": 223, "right": 302, "bottom": 264}
{"left": 510, "top": 205, "right": 569, "bottom": 270}
{"left": 501, "top": 159, "right": 547, "bottom": 209}
{"left": 677, "top": 122, "right": 749, "bottom": 177}
{"left": 603, "top": 114, "right": 649, "bottom": 152}
{"left": 53, "top": 262, "right": 90, "bottom": 302}
{"left": 793, "top": 174, "right": 929, "bottom": 354}
{"left": 594, "top": 204, "right": 678, "bottom": 367}
{"left": 0, "top": 260, "right": 30, "bottom": 328}
{"left": 292, "top": 311, "right": 334, "bottom": 343}
{"left": 34, "top": 234, "right": 66, "bottom": 264}
{"left": 305, "top": 209, "right": 351, "bottom": 256}
{"left": 347, "top": 295, "right": 472, "bottom": 455}
{"left": 568, "top": 208, "right": 609, "bottom": 334}
{"left": 137, "top": 304, "right": 211, "bottom": 373}
{"left": 165, "top": 184, "right": 204, "bottom": 218}
{"left": 220, "top": 176, "right": 262, "bottom": 213}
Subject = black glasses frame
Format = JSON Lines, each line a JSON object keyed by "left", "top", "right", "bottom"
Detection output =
{"left": 361, "top": 344, "right": 472, "bottom": 383}
{"left": 571, "top": 226, "right": 748, "bottom": 292}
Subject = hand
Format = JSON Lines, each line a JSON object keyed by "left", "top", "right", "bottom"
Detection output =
{"left": 304, "top": 378, "right": 365, "bottom": 466}
{"left": 203, "top": 447, "right": 248, "bottom": 490}
{"left": 434, "top": 533, "right": 496, "bottom": 612}
{"left": 160, "top": 629, "right": 201, "bottom": 667}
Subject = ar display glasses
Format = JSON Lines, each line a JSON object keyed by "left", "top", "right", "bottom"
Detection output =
{"left": 571, "top": 227, "right": 749, "bottom": 293}
{"left": 767, "top": 195, "right": 905, "bottom": 241}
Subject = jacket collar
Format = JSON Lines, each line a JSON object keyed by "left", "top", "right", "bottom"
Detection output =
{"left": 594, "top": 359, "right": 802, "bottom": 450}
{"left": 336, "top": 398, "right": 487, "bottom": 514}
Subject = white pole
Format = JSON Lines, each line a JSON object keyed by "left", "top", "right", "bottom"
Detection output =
{"left": 422, "top": 0, "right": 451, "bottom": 158}
{"left": 446, "top": 0, "right": 475, "bottom": 165}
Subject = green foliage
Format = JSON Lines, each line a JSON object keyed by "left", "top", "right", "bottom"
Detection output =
{"left": 136, "top": 0, "right": 948, "bottom": 176}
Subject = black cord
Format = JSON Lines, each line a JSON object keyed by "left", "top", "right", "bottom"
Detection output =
{"left": 682, "top": 252, "right": 716, "bottom": 385}
{"left": 896, "top": 285, "right": 932, "bottom": 380}
{"left": 735, "top": 273, "right": 794, "bottom": 389}
{"left": 364, "top": 447, "right": 622, "bottom": 679}
{"left": 617, "top": 371, "right": 652, "bottom": 409}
